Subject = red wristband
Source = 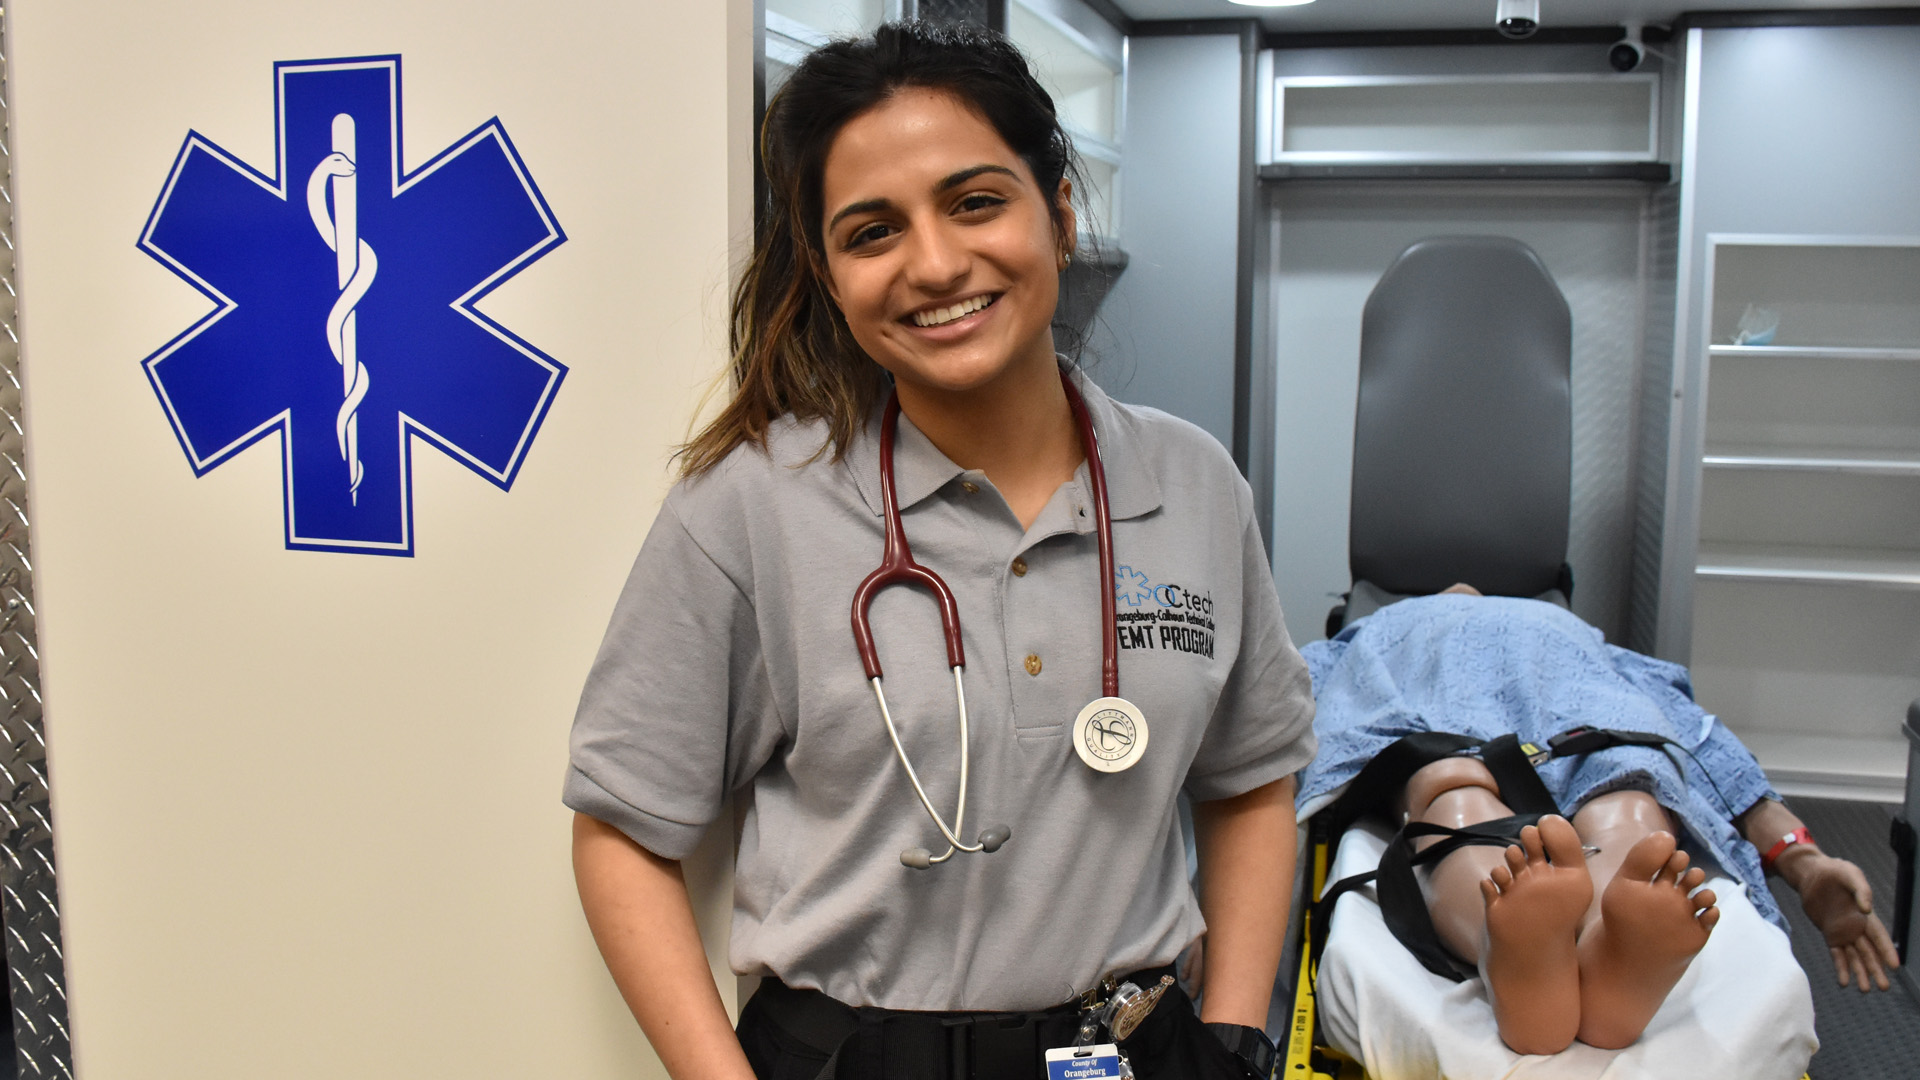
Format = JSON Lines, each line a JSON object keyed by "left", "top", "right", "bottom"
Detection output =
{"left": 1761, "top": 826, "right": 1813, "bottom": 871}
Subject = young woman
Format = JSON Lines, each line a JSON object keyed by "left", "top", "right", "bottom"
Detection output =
{"left": 566, "top": 21, "right": 1317, "bottom": 1080}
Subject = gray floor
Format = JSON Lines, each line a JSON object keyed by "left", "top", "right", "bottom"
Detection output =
{"left": 1769, "top": 797, "right": 1920, "bottom": 1080}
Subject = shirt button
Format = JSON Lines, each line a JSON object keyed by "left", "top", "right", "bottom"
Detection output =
{"left": 1024, "top": 653, "right": 1042, "bottom": 676}
{"left": 961, "top": 481, "right": 979, "bottom": 494}
{"left": 1011, "top": 557, "right": 1028, "bottom": 577}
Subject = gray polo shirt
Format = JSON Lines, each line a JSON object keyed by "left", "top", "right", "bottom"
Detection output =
{"left": 566, "top": 372, "right": 1316, "bottom": 1011}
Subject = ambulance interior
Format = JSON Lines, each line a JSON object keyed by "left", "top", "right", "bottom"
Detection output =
{"left": 764, "top": 2, "right": 1920, "bottom": 1077}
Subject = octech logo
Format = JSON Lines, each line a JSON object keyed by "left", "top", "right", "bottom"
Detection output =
{"left": 1151, "top": 582, "right": 1214, "bottom": 616}
{"left": 1112, "top": 566, "right": 1216, "bottom": 658}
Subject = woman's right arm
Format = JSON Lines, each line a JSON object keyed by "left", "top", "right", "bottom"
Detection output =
{"left": 573, "top": 813, "right": 758, "bottom": 1080}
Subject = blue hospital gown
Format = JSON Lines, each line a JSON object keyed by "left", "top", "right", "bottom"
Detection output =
{"left": 1296, "top": 594, "right": 1786, "bottom": 930}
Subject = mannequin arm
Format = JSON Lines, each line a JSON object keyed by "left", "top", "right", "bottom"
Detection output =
{"left": 1192, "top": 774, "right": 1298, "bottom": 1027}
{"left": 1734, "top": 798, "right": 1900, "bottom": 992}
{"left": 572, "top": 813, "right": 757, "bottom": 1080}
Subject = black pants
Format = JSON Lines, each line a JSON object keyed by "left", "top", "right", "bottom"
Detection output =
{"left": 736, "top": 974, "right": 1250, "bottom": 1080}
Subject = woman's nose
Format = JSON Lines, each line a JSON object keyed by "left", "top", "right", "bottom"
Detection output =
{"left": 902, "top": 222, "right": 969, "bottom": 290}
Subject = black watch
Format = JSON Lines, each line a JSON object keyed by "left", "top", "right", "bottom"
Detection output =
{"left": 1206, "top": 1022, "right": 1277, "bottom": 1079}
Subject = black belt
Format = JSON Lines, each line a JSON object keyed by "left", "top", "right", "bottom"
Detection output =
{"left": 746, "top": 965, "right": 1180, "bottom": 1080}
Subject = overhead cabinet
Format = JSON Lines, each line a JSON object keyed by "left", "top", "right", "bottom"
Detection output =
{"left": 1265, "top": 74, "right": 1660, "bottom": 165}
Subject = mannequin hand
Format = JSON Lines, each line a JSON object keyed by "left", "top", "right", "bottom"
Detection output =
{"left": 1791, "top": 853, "right": 1899, "bottom": 991}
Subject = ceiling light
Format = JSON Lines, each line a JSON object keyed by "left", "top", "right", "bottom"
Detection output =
{"left": 1229, "top": 0, "right": 1318, "bottom": 7}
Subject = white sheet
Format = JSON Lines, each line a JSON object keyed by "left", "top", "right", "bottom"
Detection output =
{"left": 1315, "top": 823, "right": 1817, "bottom": 1080}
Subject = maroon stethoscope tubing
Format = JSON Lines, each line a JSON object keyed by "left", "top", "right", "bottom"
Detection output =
{"left": 849, "top": 394, "right": 966, "bottom": 681}
{"left": 848, "top": 371, "right": 1118, "bottom": 697}
{"left": 1060, "top": 372, "right": 1121, "bottom": 700}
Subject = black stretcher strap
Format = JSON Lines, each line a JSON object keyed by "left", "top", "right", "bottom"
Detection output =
{"left": 1375, "top": 815, "right": 1546, "bottom": 981}
{"left": 1478, "top": 734, "right": 1557, "bottom": 816}
{"left": 1319, "top": 731, "right": 1482, "bottom": 855}
{"left": 1310, "top": 814, "right": 1545, "bottom": 983}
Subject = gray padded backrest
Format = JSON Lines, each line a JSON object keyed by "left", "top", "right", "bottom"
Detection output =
{"left": 1350, "top": 236, "right": 1571, "bottom": 599}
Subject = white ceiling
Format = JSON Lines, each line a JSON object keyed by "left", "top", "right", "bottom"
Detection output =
{"left": 1111, "top": 0, "right": 1914, "bottom": 34}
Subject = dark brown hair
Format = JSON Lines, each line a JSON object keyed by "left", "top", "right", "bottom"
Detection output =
{"left": 679, "top": 20, "right": 1083, "bottom": 476}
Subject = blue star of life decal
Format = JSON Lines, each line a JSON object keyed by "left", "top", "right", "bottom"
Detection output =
{"left": 1114, "top": 565, "right": 1153, "bottom": 607}
{"left": 138, "top": 56, "right": 565, "bottom": 556}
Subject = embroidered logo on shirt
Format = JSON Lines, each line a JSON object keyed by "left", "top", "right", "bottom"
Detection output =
{"left": 1115, "top": 566, "right": 1155, "bottom": 607}
{"left": 1112, "top": 565, "right": 1215, "bottom": 657}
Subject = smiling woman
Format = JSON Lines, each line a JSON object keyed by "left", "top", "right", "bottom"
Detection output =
{"left": 819, "top": 87, "right": 1078, "bottom": 523}
{"left": 681, "top": 21, "right": 1086, "bottom": 488}
{"left": 566, "top": 21, "right": 1318, "bottom": 1080}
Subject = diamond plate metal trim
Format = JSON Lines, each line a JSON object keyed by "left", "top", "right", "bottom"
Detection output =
{"left": 0, "top": 24, "right": 73, "bottom": 1080}
{"left": 917, "top": 0, "right": 990, "bottom": 27}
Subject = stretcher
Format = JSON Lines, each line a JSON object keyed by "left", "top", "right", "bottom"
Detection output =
{"left": 1280, "top": 810, "right": 1817, "bottom": 1080}
{"left": 1276, "top": 237, "right": 1816, "bottom": 1080}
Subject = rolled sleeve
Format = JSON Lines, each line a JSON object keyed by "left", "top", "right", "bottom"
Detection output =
{"left": 1185, "top": 509, "right": 1318, "bottom": 802}
{"left": 565, "top": 499, "right": 783, "bottom": 860}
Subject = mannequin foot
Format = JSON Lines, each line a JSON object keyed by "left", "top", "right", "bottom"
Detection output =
{"left": 1575, "top": 832, "right": 1718, "bottom": 1049}
{"left": 1478, "top": 816, "right": 1591, "bottom": 1055}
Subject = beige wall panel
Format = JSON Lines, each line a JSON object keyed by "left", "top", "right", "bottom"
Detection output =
{"left": 9, "top": 0, "right": 753, "bottom": 1075}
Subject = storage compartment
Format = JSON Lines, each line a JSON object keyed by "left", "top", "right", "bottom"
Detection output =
{"left": 1699, "top": 470, "right": 1920, "bottom": 558}
{"left": 1273, "top": 75, "right": 1658, "bottom": 163}
{"left": 1008, "top": 0, "right": 1122, "bottom": 231}
{"left": 1706, "top": 348, "right": 1920, "bottom": 462}
{"left": 1009, "top": 2, "right": 1119, "bottom": 144}
{"left": 1692, "top": 238, "right": 1920, "bottom": 800}
{"left": 1710, "top": 243, "right": 1920, "bottom": 349}
{"left": 1691, "top": 580, "right": 1918, "bottom": 797}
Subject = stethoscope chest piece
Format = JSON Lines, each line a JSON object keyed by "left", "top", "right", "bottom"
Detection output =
{"left": 1073, "top": 696, "right": 1148, "bottom": 773}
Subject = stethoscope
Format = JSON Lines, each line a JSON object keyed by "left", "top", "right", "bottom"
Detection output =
{"left": 850, "top": 371, "right": 1149, "bottom": 870}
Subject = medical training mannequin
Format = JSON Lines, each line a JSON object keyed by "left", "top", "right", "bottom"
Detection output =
{"left": 566, "top": 21, "right": 1316, "bottom": 1080}
{"left": 1377, "top": 585, "right": 1899, "bottom": 1056}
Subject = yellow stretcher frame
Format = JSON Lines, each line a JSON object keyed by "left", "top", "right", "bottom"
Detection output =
{"left": 1279, "top": 828, "right": 1809, "bottom": 1080}
{"left": 1282, "top": 831, "right": 1367, "bottom": 1080}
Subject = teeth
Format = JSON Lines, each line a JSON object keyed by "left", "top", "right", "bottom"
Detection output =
{"left": 912, "top": 294, "right": 993, "bottom": 327}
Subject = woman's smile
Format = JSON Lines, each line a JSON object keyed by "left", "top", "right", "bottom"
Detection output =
{"left": 905, "top": 291, "right": 1000, "bottom": 329}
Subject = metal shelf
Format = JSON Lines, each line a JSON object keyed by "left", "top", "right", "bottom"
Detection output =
{"left": 1709, "top": 344, "right": 1920, "bottom": 363}
{"left": 1696, "top": 543, "right": 1920, "bottom": 589}
{"left": 1740, "top": 732, "right": 1908, "bottom": 803}
{"left": 1703, "top": 445, "right": 1920, "bottom": 476}
{"left": 1259, "top": 163, "right": 1671, "bottom": 183}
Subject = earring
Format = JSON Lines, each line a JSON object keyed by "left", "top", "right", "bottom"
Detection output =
{"left": 1062, "top": 252, "right": 1073, "bottom": 268}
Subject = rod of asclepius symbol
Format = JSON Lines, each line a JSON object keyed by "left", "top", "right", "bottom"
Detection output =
{"left": 305, "top": 112, "right": 377, "bottom": 504}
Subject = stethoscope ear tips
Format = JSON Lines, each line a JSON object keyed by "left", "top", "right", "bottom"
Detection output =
{"left": 901, "top": 848, "right": 935, "bottom": 869}
{"left": 977, "top": 825, "right": 1011, "bottom": 852}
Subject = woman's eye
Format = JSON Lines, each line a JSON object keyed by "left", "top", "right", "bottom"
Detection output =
{"left": 845, "top": 222, "right": 894, "bottom": 249}
{"left": 957, "top": 193, "right": 1005, "bottom": 214}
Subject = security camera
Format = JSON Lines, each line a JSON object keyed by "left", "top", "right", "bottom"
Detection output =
{"left": 1496, "top": 0, "right": 1539, "bottom": 39}
{"left": 1609, "top": 25, "right": 1645, "bottom": 71}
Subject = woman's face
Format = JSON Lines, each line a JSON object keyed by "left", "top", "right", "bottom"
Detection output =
{"left": 819, "top": 88, "right": 1073, "bottom": 401}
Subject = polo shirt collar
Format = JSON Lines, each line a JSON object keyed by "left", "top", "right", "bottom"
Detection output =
{"left": 845, "top": 366, "right": 1164, "bottom": 521}
{"left": 1069, "top": 368, "right": 1162, "bottom": 522}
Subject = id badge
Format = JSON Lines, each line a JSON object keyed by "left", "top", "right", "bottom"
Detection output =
{"left": 1045, "top": 1043, "right": 1123, "bottom": 1079}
